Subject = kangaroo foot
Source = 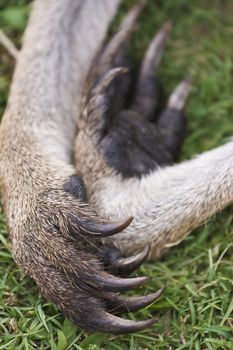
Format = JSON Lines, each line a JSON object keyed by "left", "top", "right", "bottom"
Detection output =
{"left": 9, "top": 169, "right": 162, "bottom": 334}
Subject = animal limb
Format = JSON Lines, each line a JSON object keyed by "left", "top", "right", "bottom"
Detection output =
{"left": 0, "top": 0, "right": 163, "bottom": 334}
{"left": 75, "top": 21, "right": 233, "bottom": 260}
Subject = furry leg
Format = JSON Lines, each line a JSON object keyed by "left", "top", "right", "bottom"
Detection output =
{"left": 76, "top": 124, "right": 233, "bottom": 259}
{"left": 1, "top": 0, "right": 165, "bottom": 334}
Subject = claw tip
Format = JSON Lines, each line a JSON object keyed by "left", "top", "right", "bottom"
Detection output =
{"left": 168, "top": 77, "right": 193, "bottom": 110}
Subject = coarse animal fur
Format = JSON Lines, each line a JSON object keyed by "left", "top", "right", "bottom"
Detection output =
{"left": 0, "top": 0, "right": 232, "bottom": 334}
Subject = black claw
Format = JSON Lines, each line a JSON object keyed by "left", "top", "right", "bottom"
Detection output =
{"left": 88, "top": 1, "right": 146, "bottom": 120}
{"left": 80, "top": 67, "right": 129, "bottom": 140}
{"left": 97, "top": 0, "right": 146, "bottom": 75}
{"left": 137, "top": 20, "right": 172, "bottom": 74}
{"left": 34, "top": 245, "right": 160, "bottom": 335}
{"left": 80, "top": 216, "right": 133, "bottom": 237}
{"left": 88, "top": 274, "right": 151, "bottom": 292}
{"left": 140, "top": 21, "right": 172, "bottom": 76}
{"left": 68, "top": 213, "right": 133, "bottom": 238}
{"left": 109, "top": 245, "right": 150, "bottom": 276}
{"left": 94, "top": 67, "right": 129, "bottom": 95}
{"left": 91, "top": 312, "right": 157, "bottom": 334}
{"left": 132, "top": 21, "right": 172, "bottom": 120}
{"left": 108, "top": 288, "right": 164, "bottom": 314}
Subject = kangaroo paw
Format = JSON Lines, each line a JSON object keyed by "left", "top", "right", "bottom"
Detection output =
{"left": 80, "top": 19, "right": 192, "bottom": 179}
{"left": 12, "top": 174, "right": 162, "bottom": 334}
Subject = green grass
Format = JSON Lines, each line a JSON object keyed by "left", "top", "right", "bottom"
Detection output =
{"left": 0, "top": 0, "right": 233, "bottom": 349}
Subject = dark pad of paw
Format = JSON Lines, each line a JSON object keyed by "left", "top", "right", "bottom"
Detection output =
{"left": 101, "top": 130, "right": 156, "bottom": 178}
{"left": 64, "top": 175, "right": 87, "bottom": 201}
{"left": 101, "top": 110, "right": 173, "bottom": 178}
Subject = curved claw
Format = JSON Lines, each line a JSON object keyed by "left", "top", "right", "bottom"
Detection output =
{"left": 97, "top": 0, "right": 146, "bottom": 73}
{"left": 94, "top": 67, "right": 129, "bottom": 96}
{"left": 88, "top": 274, "right": 151, "bottom": 292}
{"left": 108, "top": 288, "right": 164, "bottom": 314}
{"left": 68, "top": 213, "right": 133, "bottom": 238}
{"left": 81, "top": 67, "right": 128, "bottom": 139}
{"left": 90, "top": 311, "right": 157, "bottom": 334}
{"left": 34, "top": 261, "right": 158, "bottom": 335}
{"left": 109, "top": 245, "right": 150, "bottom": 276}
{"left": 132, "top": 21, "right": 172, "bottom": 120}
{"left": 167, "top": 77, "right": 193, "bottom": 111}
{"left": 138, "top": 21, "right": 172, "bottom": 83}
{"left": 80, "top": 216, "right": 133, "bottom": 237}
{"left": 83, "top": 67, "right": 129, "bottom": 138}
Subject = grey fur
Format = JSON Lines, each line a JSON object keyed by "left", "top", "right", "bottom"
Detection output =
{"left": 0, "top": 0, "right": 232, "bottom": 333}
